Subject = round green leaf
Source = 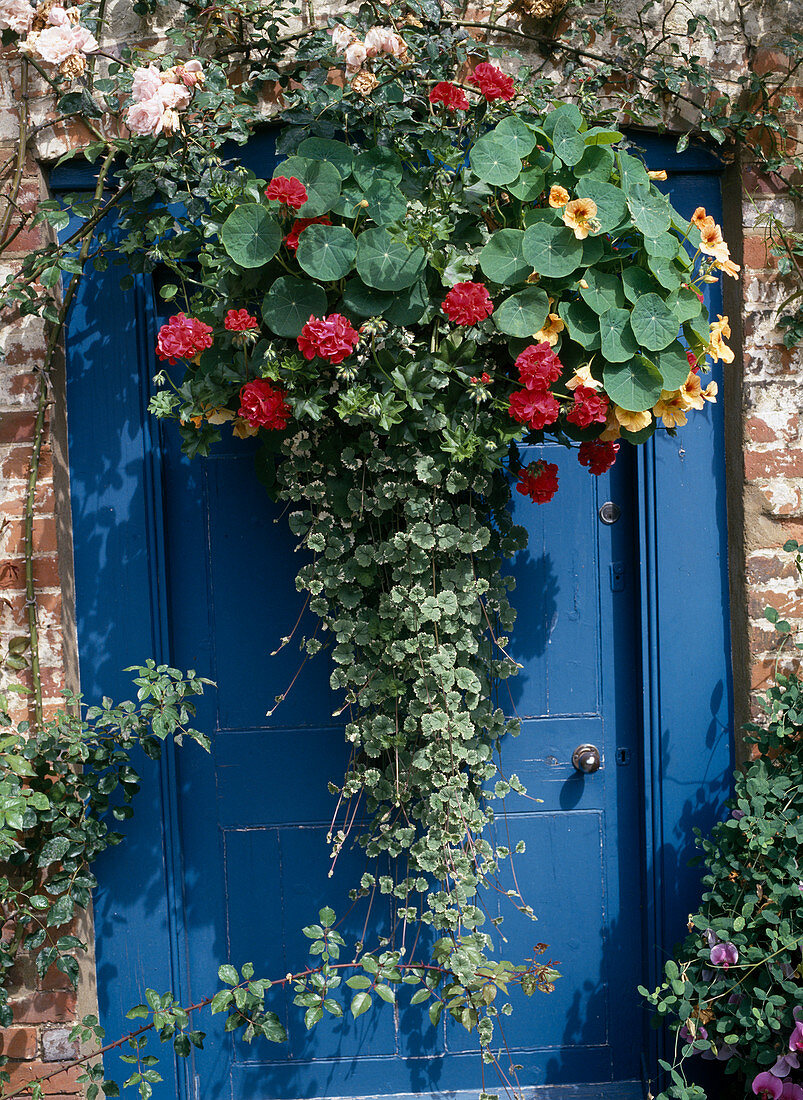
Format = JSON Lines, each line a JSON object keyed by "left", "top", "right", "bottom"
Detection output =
{"left": 603, "top": 355, "right": 664, "bottom": 412}
{"left": 552, "top": 114, "right": 586, "bottom": 166}
{"left": 522, "top": 222, "right": 583, "bottom": 277}
{"left": 616, "top": 151, "right": 650, "bottom": 191}
{"left": 583, "top": 127, "right": 624, "bottom": 147}
{"left": 469, "top": 134, "right": 522, "bottom": 186}
{"left": 385, "top": 280, "right": 430, "bottom": 325}
{"left": 492, "top": 116, "right": 536, "bottom": 159}
{"left": 557, "top": 300, "right": 601, "bottom": 349}
{"left": 630, "top": 292, "right": 678, "bottom": 351}
{"left": 478, "top": 229, "right": 529, "bottom": 285}
{"left": 296, "top": 224, "right": 357, "bottom": 282}
{"left": 576, "top": 180, "right": 628, "bottom": 233}
{"left": 599, "top": 307, "right": 639, "bottom": 363}
{"left": 655, "top": 340, "right": 693, "bottom": 389}
{"left": 275, "top": 156, "right": 341, "bottom": 217}
{"left": 330, "top": 187, "right": 367, "bottom": 219}
{"left": 574, "top": 146, "right": 615, "bottom": 180}
{"left": 670, "top": 285, "right": 704, "bottom": 324}
{"left": 627, "top": 183, "right": 671, "bottom": 238}
{"left": 220, "top": 204, "right": 280, "bottom": 269}
{"left": 580, "top": 269, "right": 625, "bottom": 314}
{"left": 296, "top": 137, "right": 355, "bottom": 179}
{"left": 360, "top": 179, "right": 407, "bottom": 226}
{"left": 622, "top": 267, "right": 661, "bottom": 302}
{"left": 355, "top": 227, "right": 426, "bottom": 291}
{"left": 648, "top": 257, "right": 683, "bottom": 292}
{"left": 644, "top": 233, "right": 680, "bottom": 260}
{"left": 352, "top": 147, "right": 403, "bottom": 190}
{"left": 261, "top": 276, "right": 328, "bottom": 338}
{"left": 340, "top": 279, "right": 394, "bottom": 318}
{"left": 508, "top": 166, "right": 545, "bottom": 202}
{"left": 493, "top": 287, "right": 549, "bottom": 337}
{"left": 582, "top": 235, "right": 605, "bottom": 266}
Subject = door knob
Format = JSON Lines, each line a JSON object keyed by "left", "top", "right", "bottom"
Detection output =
{"left": 572, "top": 744, "right": 601, "bottom": 774}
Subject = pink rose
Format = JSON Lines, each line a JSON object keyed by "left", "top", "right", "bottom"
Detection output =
{"left": 177, "top": 59, "right": 203, "bottom": 88}
{"left": 70, "top": 24, "right": 98, "bottom": 53}
{"left": 364, "top": 26, "right": 406, "bottom": 57}
{"left": 126, "top": 97, "right": 166, "bottom": 136}
{"left": 331, "top": 24, "right": 355, "bottom": 52}
{"left": 158, "top": 82, "right": 192, "bottom": 110}
{"left": 344, "top": 41, "right": 367, "bottom": 73}
{"left": 47, "top": 4, "right": 67, "bottom": 23}
{"left": 0, "top": 0, "right": 35, "bottom": 33}
{"left": 30, "top": 21, "right": 97, "bottom": 64}
{"left": 131, "top": 64, "right": 163, "bottom": 103}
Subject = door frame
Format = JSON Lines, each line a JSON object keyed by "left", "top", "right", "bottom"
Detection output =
{"left": 54, "top": 131, "right": 736, "bottom": 1099}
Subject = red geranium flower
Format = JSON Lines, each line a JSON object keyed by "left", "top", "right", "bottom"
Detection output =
{"left": 442, "top": 282, "right": 494, "bottom": 326}
{"left": 508, "top": 388, "right": 560, "bottom": 430}
{"left": 297, "top": 313, "right": 360, "bottom": 364}
{"left": 224, "top": 309, "right": 259, "bottom": 332}
{"left": 265, "top": 176, "right": 308, "bottom": 210}
{"left": 577, "top": 439, "right": 619, "bottom": 475}
{"left": 238, "top": 380, "right": 291, "bottom": 431}
{"left": 284, "top": 216, "right": 332, "bottom": 253}
{"left": 515, "top": 342, "right": 564, "bottom": 390}
{"left": 566, "top": 385, "right": 609, "bottom": 428}
{"left": 156, "top": 313, "right": 214, "bottom": 364}
{"left": 429, "top": 81, "right": 469, "bottom": 111}
{"left": 516, "top": 460, "right": 559, "bottom": 504}
{"left": 468, "top": 62, "right": 515, "bottom": 102}
{"left": 686, "top": 348, "right": 700, "bottom": 374}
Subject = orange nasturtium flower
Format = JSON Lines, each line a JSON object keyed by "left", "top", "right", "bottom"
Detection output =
{"left": 562, "top": 197, "right": 598, "bottom": 240}
{"left": 614, "top": 407, "right": 652, "bottom": 433}
{"left": 707, "top": 315, "right": 735, "bottom": 364}
{"left": 534, "top": 312, "right": 565, "bottom": 346}
{"left": 653, "top": 392, "right": 689, "bottom": 429}
{"left": 548, "top": 185, "right": 570, "bottom": 208}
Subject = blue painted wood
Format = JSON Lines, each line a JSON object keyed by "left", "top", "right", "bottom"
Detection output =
{"left": 58, "top": 136, "right": 733, "bottom": 1100}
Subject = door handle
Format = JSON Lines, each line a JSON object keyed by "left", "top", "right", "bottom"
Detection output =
{"left": 572, "top": 744, "right": 601, "bottom": 774}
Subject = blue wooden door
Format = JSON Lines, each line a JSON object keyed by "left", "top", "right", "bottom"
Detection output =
{"left": 60, "top": 139, "right": 733, "bottom": 1100}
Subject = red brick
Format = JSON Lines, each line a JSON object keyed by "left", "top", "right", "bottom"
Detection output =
{"left": 752, "top": 48, "right": 792, "bottom": 77}
{"left": 11, "top": 992, "right": 76, "bottom": 1024}
{"left": 0, "top": 515, "right": 59, "bottom": 556}
{"left": 742, "top": 234, "right": 776, "bottom": 271}
{"left": 745, "top": 416, "right": 778, "bottom": 444}
{"left": 0, "top": 412, "right": 37, "bottom": 444}
{"left": 744, "top": 449, "right": 803, "bottom": 480}
{"left": 746, "top": 554, "right": 799, "bottom": 585}
{"left": 0, "top": 1026, "right": 39, "bottom": 1060}
{"left": 0, "top": 555, "right": 61, "bottom": 591}
{"left": 3, "top": 1060, "right": 82, "bottom": 1094}
{"left": 750, "top": 658, "right": 777, "bottom": 690}
{"left": 0, "top": 445, "right": 53, "bottom": 482}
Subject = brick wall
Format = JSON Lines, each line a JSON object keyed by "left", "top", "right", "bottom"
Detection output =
{"left": 1, "top": 0, "right": 803, "bottom": 1092}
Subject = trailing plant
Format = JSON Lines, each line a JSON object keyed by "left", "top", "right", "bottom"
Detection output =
{"left": 643, "top": 543, "right": 803, "bottom": 1100}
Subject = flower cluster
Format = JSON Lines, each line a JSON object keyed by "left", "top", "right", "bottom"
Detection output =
{"left": 516, "top": 460, "right": 559, "bottom": 504}
{"left": 652, "top": 371, "right": 718, "bottom": 429}
{"left": 20, "top": 3, "right": 97, "bottom": 79}
{"left": 266, "top": 176, "right": 309, "bottom": 210}
{"left": 468, "top": 62, "right": 515, "bottom": 102}
{"left": 330, "top": 22, "right": 407, "bottom": 77}
{"left": 692, "top": 207, "right": 740, "bottom": 279}
{"left": 578, "top": 440, "right": 619, "bottom": 476}
{"left": 224, "top": 309, "right": 258, "bottom": 332}
{"left": 751, "top": 1012, "right": 803, "bottom": 1100}
{"left": 297, "top": 313, "right": 360, "bottom": 364}
{"left": 429, "top": 81, "right": 469, "bottom": 112}
{"left": 442, "top": 282, "right": 494, "bottom": 326}
{"left": 0, "top": 0, "right": 35, "bottom": 34}
{"left": 238, "top": 380, "right": 291, "bottom": 431}
{"left": 156, "top": 314, "right": 214, "bottom": 364}
{"left": 508, "top": 343, "right": 562, "bottom": 431}
{"left": 126, "top": 60, "right": 204, "bottom": 137}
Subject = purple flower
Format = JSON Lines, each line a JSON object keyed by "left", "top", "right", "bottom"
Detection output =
{"left": 771, "top": 1054, "right": 799, "bottom": 1078}
{"left": 791, "top": 1023, "right": 803, "bottom": 1053}
{"left": 780, "top": 1085, "right": 803, "bottom": 1100}
{"left": 704, "top": 928, "right": 720, "bottom": 948}
{"left": 702, "top": 1041, "right": 738, "bottom": 1062}
{"left": 710, "top": 942, "right": 739, "bottom": 968}
{"left": 680, "top": 1024, "right": 708, "bottom": 1044}
{"left": 730, "top": 808, "right": 745, "bottom": 820}
{"left": 753, "top": 1072, "right": 784, "bottom": 1099}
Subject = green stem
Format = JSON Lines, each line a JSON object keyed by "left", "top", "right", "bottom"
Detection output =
{"left": 0, "top": 60, "right": 29, "bottom": 246}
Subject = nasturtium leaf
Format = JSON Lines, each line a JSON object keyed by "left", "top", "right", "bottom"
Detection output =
{"left": 558, "top": 299, "right": 601, "bottom": 349}
{"left": 644, "top": 233, "right": 680, "bottom": 260}
{"left": 220, "top": 204, "right": 280, "bottom": 268}
{"left": 385, "top": 280, "right": 430, "bottom": 325}
{"left": 603, "top": 355, "right": 664, "bottom": 411}
{"left": 599, "top": 307, "right": 639, "bottom": 362}
{"left": 508, "top": 166, "right": 545, "bottom": 202}
{"left": 296, "top": 224, "right": 357, "bottom": 281}
{"left": 574, "top": 145, "right": 615, "bottom": 180}
{"left": 523, "top": 207, "right": 560, "bottom": 228}
{"left": 648, "top": 257, "right": 683, "bottom": 292}
{"left": 656, "top": 340, "right": 694, "bottom": 389}
{"left": 576, "top": 180, "right": 628, "bottom": 233}
{"left": 552, "top": 113, "right": 586, "bottom": 166}
{"left": 275, "top": 156, "right": 342, "bottom": 217}
{"left": 620, "top": 421, "right": 656, "bottom": 444}
{"left": 340, "top": 279, "right": 394, "bottom": 318}
{"left": 543, "top": 102, "right": 584, "bottom": 134}
{"left": 479, "top": 229, "right": 530, "bottom": 285}
{"left": 622, "top": 267, "right": 661, "bottom": 302}
{"left": 616, "top": 150, "right": 650, "bottom": 191}
{"left": 261, "top": 276, "right": 328, "bottom": 337}
{"left": 330, "top": 187, "right": 367, "bottom": 219}
{"left": 671, "top": 285, "right": 705, "bottom": 324}
{"left": 352, "top": 147, "right": 403, "bottom": 189}
{"left": 360, "top": 179, "right": 407, "bottom": 225}
{"left": 492, "top": 116, "right": 536, "bottom": 158}
{"left": 296, "top": 137, "right": 355, "bottom": 179}
{"left": 493, "top": 287, "right": 549, "bottom": 337}
{"left": 355, "top": 227, "right": 426, "bottom": 291}
{"left": 469, "top": 134, "right": 522, "bottom": 186}
{"left": 580, "top": 269, "right": 626, "bottom": 314}
{"left": 627, "top": 183, "right": 672, "bottom": 238}
{"left": 629, "top": 292, "right": 679, "bottom": 351}
{"left": 582, "top": 235, "right": 605, "bottom": 266}
{"left": 523, "top": 222, "right": 583, "bottom": 277}
{"left": 583, "top": 126, "right": 624, "bottom": 146}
